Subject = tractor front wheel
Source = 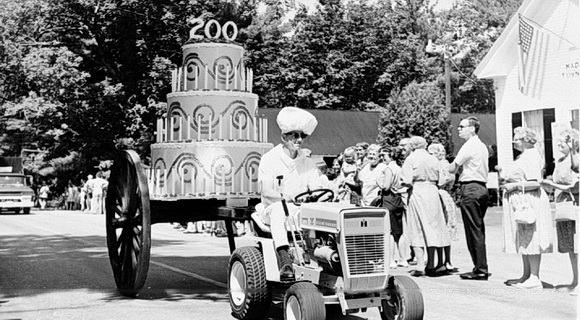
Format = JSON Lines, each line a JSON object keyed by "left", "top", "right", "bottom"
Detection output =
{"left": 284, "top": 282, "right": 326, "bottom": 320}
{"left": 380, "top": 275, "right": 424, "bottom": 320}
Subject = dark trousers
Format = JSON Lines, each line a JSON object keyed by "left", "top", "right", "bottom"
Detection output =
{"left": 459, "top": 182, "right": 489, "bottom": 274}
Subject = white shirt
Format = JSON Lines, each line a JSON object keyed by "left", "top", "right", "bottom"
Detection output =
{"left": 88, "top": 177, "right": 108, "bottom": 196}
{"left": 358, "top": 162, "right": 388, "bottom": 206}
{"left": 258, "top": 144, "right": 322, "bottom": 207}
{"left": 454, "top": 135, "right": 489, "bottom": 183}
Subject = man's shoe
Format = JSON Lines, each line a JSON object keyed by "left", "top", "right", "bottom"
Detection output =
{"left": 459, "top": 271, "right": 489, "bottom": 280}
{"left": 277, "top": 247, "right": 295, "bottom": 282}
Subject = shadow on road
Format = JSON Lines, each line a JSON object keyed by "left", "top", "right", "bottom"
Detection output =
{"left": 0, "top": 232, "right": 369, "bottom": 320}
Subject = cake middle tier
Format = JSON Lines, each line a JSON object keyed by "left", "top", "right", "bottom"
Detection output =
{"left": 150, "top": 140, "right": 273, "bottom": 198}
{"left": 162, "top": 91, "right": 264, "bottom": 142}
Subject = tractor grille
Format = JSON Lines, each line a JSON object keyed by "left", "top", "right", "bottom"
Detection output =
{"left": 345, "top": 233, "right": 386, "bottom": 275}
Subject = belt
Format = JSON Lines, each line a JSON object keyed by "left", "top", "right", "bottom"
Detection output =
{"left": 460, "top": 180, "right": 486, "bottom": 186}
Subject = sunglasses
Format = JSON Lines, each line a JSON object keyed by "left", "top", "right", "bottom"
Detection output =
{"left": 458, "top": 125, "right": 472, "bottom": 129}
{"left": 285, "top": 131, "right": 308, "bottom": 140}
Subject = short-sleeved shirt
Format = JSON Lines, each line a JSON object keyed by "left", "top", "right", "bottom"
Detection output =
{"left": 386, "top": 161, "right": 403, "bottom": 193}
{"left": 454, "top": 135, "right": 489, "bottom": 183}
{"left": 258, "top": 144, "right": 322, "bottom": 207}
{"left": 358, "top": 162, "right": 388, "bottom": 206}
{"left": 402, "top": 149, "right": 440, "bottom": 185}
{"left": 514, "top": 148, "right": 543, "bottom": 181}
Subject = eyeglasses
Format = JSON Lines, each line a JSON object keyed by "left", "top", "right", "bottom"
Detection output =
{"left": 285, "top": 131, "right": 308, "bottom": 140}
{"left": 458, "top": 125, "right": 472, "bottom": 129}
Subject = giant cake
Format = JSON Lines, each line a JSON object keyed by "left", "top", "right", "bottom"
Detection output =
{"left": 150, "top": 23, "right": 273, "bottom": 199}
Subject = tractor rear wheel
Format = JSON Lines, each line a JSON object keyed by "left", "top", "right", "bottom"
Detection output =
{"left": 228, "top": 246, "right": 271, "bottom": 320}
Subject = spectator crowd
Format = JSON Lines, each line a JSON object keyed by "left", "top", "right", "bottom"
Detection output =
{"left": 175, "top": 116, "right": 578, "bottom": 296}
{"left": 32, "top": 114, "right": 578, "bottom": 296}
{"left": 35, "top": 171, "right": 109, "bottom": 215}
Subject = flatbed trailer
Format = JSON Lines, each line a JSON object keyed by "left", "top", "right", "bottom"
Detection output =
{"left": 105, "top": 150, "right": 257, "bottom": 296}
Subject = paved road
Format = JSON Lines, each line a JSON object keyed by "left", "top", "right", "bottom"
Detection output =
{"left": 0, "top": 207, "right": 577, "bottom": 320}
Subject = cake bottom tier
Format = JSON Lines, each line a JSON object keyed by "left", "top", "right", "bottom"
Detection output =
{"left": 150, "top": 140, "right": 273, "bottom": 198}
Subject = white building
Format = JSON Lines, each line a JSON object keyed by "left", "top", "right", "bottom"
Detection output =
{"left": 474, "top": 0, "right": 580, "bottom": 174}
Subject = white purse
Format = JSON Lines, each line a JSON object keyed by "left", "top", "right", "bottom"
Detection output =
{"left": 513, "top": 181, "right": 536, "bottom": 225}
{"left": 554, "top": 191, "right": 578, "bottom": 222}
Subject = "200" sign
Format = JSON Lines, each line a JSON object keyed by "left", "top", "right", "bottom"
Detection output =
{"left": 189, "top": 19, "right": 238, "bottom": 41}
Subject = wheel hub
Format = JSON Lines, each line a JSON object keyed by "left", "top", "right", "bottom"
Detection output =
{"left": 229, "top": 261, "right": 247, "bottom": 307}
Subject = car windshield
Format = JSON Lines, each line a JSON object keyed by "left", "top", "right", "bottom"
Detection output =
{"left": 0, "top": 176, "right": 26, "bottom": 185}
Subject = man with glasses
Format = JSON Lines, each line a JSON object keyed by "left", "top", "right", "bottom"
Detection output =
{"left": 257, "top": 107, "right": 323, "bottom": 281}
{"left": 449, "top": 116, "right": 490, "bottom": 280}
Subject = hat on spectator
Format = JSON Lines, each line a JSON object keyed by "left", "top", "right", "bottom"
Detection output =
{"left": 276, "top": 107, "right": 318, "bottom": 135}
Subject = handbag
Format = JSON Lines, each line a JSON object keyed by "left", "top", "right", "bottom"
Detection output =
{"left": 513, "top": 181, "right": 536, "bottom": 225}
{"left": 554, "top": 191, "right": 578, "bottom": 222}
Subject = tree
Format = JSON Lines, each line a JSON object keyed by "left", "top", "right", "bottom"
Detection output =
{"left": 0, "top": 0, "right": 258, "bottom": 192}
{"left": 378, "top": 81, "right": 451, "bottom": 152}
{"left": 248, "top": 0, "right": 433, "bottom": 110}
{"left": 425, "top": 0, "right": 523, "bottom": 113}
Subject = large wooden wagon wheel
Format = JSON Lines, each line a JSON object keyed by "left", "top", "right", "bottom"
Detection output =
{"left": 105, "top": 150, "right": 151, "bottom": 296}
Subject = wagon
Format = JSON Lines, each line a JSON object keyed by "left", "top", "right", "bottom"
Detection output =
{"left": 105, "top": 149, "right": 257, "bottom": 296}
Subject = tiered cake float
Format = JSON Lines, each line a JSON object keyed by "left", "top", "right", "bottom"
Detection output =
{"left": 149, "top": 24, "right": 272, "bottom": 201}
{"left": 105, "top": 20, "right": 274, "bottom": 297}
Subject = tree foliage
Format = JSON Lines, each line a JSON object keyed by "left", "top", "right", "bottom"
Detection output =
{"left": 378, "top": 80, "right": 451, "bottom": 151}
{"left": 247, "top": 0, "right": 433, "bottom": 110}
{"left": 0, "top": 0, "right": 523, "bottom": 192}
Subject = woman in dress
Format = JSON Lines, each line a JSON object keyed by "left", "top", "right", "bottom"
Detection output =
{"left": 542, "top": 128, "right": 579, "bottom": 295}
{"left": 402, "top": 136, "right": 450, "bottom": 276}
{"left": 500, "top": 127, "right": 553, "bottom": 289}
{"left": 428, "top": 143, "right": 459, "bottom": 272}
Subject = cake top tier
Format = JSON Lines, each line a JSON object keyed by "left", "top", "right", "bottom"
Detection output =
{"left": 171, "top": 19, "right": 252, "bottom": 93}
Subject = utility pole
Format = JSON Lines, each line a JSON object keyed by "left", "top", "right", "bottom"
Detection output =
{"left": 426, "top": 39, "right": 452, "bottom": 114}
{"left": 444, "top": 54, "right": 451, "bottom": 113}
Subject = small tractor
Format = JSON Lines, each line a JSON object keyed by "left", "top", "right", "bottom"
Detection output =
{"left": 227, "top": 189, "right": 424, "bottom": 320}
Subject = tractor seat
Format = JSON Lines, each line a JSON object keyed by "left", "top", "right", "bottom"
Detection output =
{"left": 251, "top": 211, "right": 273, "bottom": 238}
{"left": 250, "top": 203, "right": 302, "bottom": 240}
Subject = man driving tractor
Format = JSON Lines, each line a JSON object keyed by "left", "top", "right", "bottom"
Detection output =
{"left": 257, "top": 107, "right": 324, "bottom": 281}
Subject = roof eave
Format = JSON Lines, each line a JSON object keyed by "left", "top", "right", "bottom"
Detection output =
{"left": 474, "top": 0, "right": 536, "bottom": 79}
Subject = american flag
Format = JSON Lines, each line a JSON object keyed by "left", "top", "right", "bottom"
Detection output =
{"left": 518, "top": 14, "right": 550, "bottom": 98}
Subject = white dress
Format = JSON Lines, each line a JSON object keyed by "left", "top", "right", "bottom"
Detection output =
{"left": 402, "top": 149, "right": 451, "bottom": 247}
{"left": 501, "top": 148, "right": 553, "bottom": 255}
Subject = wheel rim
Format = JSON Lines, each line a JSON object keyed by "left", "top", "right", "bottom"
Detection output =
{"left": 229, "top": 261, "right": 247, "bottom": 308}
{"left": 105, "top": 150, "right": 151, "bottom": 294}
{"left": 382, "top": 291, "right": 402, "bottom": 320}
{"left": 285, "top": 296, "right": 302, "bottom": 320}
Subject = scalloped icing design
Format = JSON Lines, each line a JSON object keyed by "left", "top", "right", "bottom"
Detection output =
{"left": 150, "top": 141, "right": 273, "bottom": 199}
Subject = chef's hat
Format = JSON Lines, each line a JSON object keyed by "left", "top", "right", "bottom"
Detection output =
{"left": 276, "top": 107, "right": 318, "bottom": 135}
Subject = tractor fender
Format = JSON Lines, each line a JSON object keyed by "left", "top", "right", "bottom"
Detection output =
{"left": 244, "top": 236, "right": 281, "bottom": 282}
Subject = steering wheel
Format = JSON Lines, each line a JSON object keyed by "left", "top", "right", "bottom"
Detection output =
{"left": 294, "top": 188, "right": 335, "bottom": 204}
